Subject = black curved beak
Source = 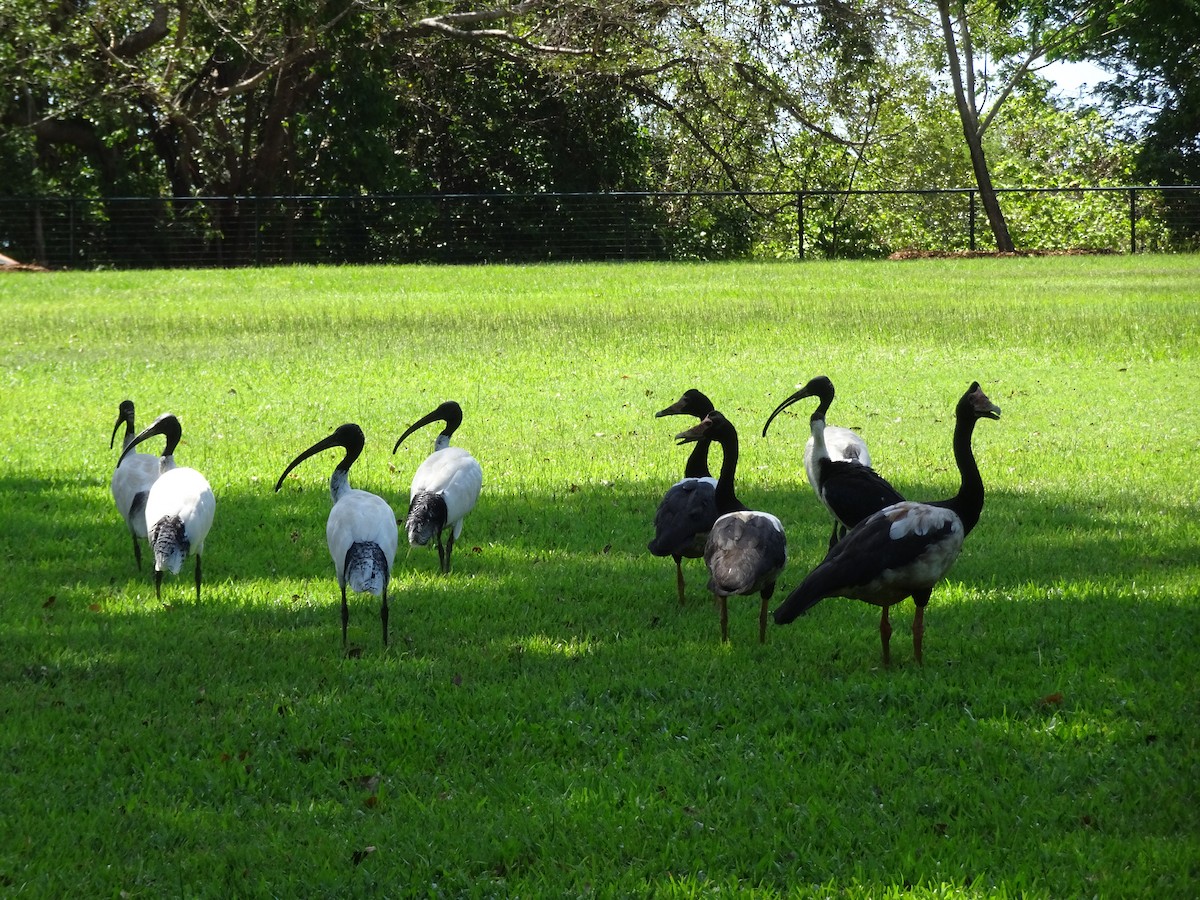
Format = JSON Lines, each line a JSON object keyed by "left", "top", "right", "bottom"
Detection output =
{"left": 117, "top": 413, "right": 181, "bottom": 466}
{"left": 110, "top": 400, "right": 135, "bottom": 450}
{"left": 761, "top": 386, "right": 813, "bottom": 438}
{"left": 393, "top": 400, "right": 462, "bottom": 453}
{"left": 275, "top": 423, "right": 364, "bottom": 492}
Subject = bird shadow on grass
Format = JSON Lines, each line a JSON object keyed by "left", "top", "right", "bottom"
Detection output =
{"left": 2, "top": 472, "right": 1195, "bottom": 681}
{"left": 4, "top": 473, "right": 1196, "bottom": 896}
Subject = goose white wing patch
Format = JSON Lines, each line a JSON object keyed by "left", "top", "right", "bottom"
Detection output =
{"left": 884, "top": 502, "right": 962, "bottom": 541}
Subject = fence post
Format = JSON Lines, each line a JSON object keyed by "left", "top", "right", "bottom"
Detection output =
{"left": 1129, "top": 188, "right": 1137, "bottom": 254}
{"left": 797, "top": 191, "right": 805, "bottom": 260}
{"left": 969, "top": 190, "right": 976, "bottom": 251}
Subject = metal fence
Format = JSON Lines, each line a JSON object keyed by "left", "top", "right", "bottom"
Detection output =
{"left": 2, "top": 186, "right": 1197, "bottom": 269}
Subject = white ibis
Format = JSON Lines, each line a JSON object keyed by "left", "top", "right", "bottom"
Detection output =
{"left": 773, "top": 382, "right": 1001, "bottom": 666}
{"left": 647, "top": 389, "right": 720, "bottom": 605}
{"left": 109, "top": 399, "right": 160, "bottom": 570}
{"left": 675, "top": 411, "right": 787, "bottom": 644}
{"left": 275, "top": 424, "right": 398, "bottom": 648}
{"left": 117, "top": 413, "right": 215, "bottom": 603}
{"left": 393, "top": 400, "right": 482, "bottom": 574}
{"left": 763, "top": 375, "right": 903, "bottom": 549}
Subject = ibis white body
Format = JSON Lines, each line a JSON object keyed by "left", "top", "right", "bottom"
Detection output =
{"left": 328, "top": 481, "right": 399, "bottom": 597}
{"left": 117, "top": 412, "right": 216, "bottom": 602}
{"left": 395, "top": 401, "right": 482, "bottom": 574}
{"left": 802, "top": 425, "right": 871, "bottom": 494}
{"left": 112, "top": 450, "right": 160, "bottom": 543}
{"left": 146, "top": 464, "right": 216, "bottom": 576}
{"left": 109, "top": 399, "right": 161, "bottom": 570}
{"left": 407, "top": 446, "right": 482, "bottom": 547}
{"left": 276, "top": 422, "right": 397, "bottom": 648}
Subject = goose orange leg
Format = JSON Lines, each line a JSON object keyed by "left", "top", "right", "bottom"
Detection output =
{"left": 912, "top": 603, "right": 926, "bottom": 666}
{"left": 880, "top": 605, "right": 893, "bottom": 667}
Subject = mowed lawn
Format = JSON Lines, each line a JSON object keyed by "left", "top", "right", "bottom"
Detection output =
{"left": 1, "top": 257, "right": 1197, "bottom": 897}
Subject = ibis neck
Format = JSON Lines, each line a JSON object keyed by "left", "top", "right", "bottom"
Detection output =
{"left": 330, "top": 467, "right": 351, "bottom": 503}
{"left": 808, "top": 414, "right": 830, "bottom": 463}
{"left": 810, "top": 390, "right": 833, "bottom": 426}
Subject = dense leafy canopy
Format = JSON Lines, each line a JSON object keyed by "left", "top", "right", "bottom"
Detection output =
{"left": 0, "top": 0, "right": 1182, "bottom": 258}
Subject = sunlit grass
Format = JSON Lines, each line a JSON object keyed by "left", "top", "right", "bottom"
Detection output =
{"left": 1, "top": 257, "right": 1198, "bottom": 896}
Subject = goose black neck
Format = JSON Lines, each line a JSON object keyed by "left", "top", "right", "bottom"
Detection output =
{"left": 945, "top": 410, "right": 985, "bottom": 536}
{"left": 711, "top": 424, "right": 748, "bottom": 515}
{"left": 683, "top": 437, "right": 713, "bottom": 480}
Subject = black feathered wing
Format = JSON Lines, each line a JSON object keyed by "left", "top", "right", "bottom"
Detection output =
{"left": 773, "top": 501, "right": 964, "bottom": 624}
{"left": 648, "top": 476, "right": 718, "bottom": 559}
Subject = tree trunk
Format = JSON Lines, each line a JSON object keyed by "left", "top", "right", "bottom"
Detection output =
{"left": 936, "top": 0, "right": 1014, "bottom": 252}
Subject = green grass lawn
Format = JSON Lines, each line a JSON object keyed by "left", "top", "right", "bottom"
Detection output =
{"left": 1, "top": 257, "right": 1198, "bottom": 897}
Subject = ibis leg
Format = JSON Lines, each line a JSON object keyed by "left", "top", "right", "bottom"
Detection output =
{"left": 913, "top": 603, "right": 925, "bottom": 666}
{"left": 341, "top": 583, "right": 350, "bottom": 649}
{"left": 194, "top": 554, "right": 202, "bottom": 603}
{"left": 880, "top": 605, "right": 893, "bottom": 667}
{"left": 674, "top": 556, "right": 686, "bottom": 606}
{"left": 381, "top": 585, "right": 390, "bottom": 647}
{"left": 436, "top": 533, "right": 447, "bottom": 574}
{"left": 154, "top": 570, "right": 163, "bottom": 602}
{"left": 719, "top": 595, "right": 729, "bottom": 643}
{"left": 758, "top": 596, "right": 768, "bottom": 644}
{"left": 445, "top": 531, "right": 457, "bottom": 574}
{"left": 132, "top": 533, "right": 143, "bottom": 571}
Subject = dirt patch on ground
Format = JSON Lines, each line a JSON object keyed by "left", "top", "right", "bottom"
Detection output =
{"left": 888, "top": 248, "right": 1118, "bottom": 260}
{"left": 0, "top": 253, "right": 49, "bottom": 272}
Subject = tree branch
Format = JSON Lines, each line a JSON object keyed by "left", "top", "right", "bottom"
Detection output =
{"left": 111, "top": 5, "right": 171, "bottom": 58}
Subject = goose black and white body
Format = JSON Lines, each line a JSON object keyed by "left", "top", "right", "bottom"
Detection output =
{"left": 117, "top": 413, "right": 215, "bottom": 603}
{"left": 676, "top": 411, "right": 787, "bottom": 644}
{"left": 772, "top": 382, "right": 1001, "bottom": 666}
{"left": 647, "top": 389, "right": 720, "bottom": 605}
{"left": 763, "top": 375, "right": 903, "bottom": 549}
{"left": 109, "top": 399, "right": 161, "bottom": 570}
{"left": 275, "top": 423, "right": 398, "bottom": 648}
{"left": 393, "top": 401, "right": 482, "bottom": 574}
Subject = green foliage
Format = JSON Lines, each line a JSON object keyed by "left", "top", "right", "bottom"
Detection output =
{"left": 1, "top": 258, "right": 1198, "bottom": 895}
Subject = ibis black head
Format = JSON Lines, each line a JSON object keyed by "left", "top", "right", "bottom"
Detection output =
{"left": 676, "top": 410, "right": 732, "bottom": 446}
{"left": 762, "top": 375, "right": 836, "bottom": 437}
{"left": 394, "top": 400, "right": 464, "bottom": 453}
{"left": 110, "top": 399, "right": 137, "bottom": 450}
{"left": 655, "top": 389, "right": 715, "bottom": 419}
{"left": 117, "top": 413, "right": 182, "bottom": 466}
{"left": 275, "top": 423, "right": 365, "bottom": 492}
{"left": 961, "top": 382, "right": 1002, "bottom": 422}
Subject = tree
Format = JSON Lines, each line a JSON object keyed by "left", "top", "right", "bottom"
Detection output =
{"left": 903, "top": 0, "right": 1121, "bottom": 251}
{"left": 1079, "top": 0, "right": 1200, "bottom": 185}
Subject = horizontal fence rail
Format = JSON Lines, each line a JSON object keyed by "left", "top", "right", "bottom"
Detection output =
{"left": 1, "top": 186, "right": 1197, "bottom": 269}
